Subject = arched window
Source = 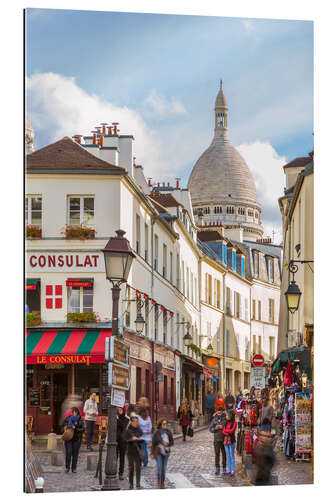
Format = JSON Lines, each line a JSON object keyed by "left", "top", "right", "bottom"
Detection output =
{"left": 248, "top": 209, "right": 253, "bottom": 217}
{"left": 204, "top": 207, "right": 210, "bottom": 215}
{"left": 214, "top": 206, "right": 222, "bottom": 214}
{"left": 227, "top": 206, "right": 234, "bottom": 215}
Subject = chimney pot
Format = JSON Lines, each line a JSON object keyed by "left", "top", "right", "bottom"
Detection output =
{"left": 107, "top": 126, "right": 112, "bottom": 135}
{"left": 162, "top": 182, "right": 165, "bottom": 187}
{"left": 92, "top": 133, "right": 97, "bottom": 145}
{"left": 100, "top": 123, "right": 107, "bottom": 135}
{"left": 167, "top": 182, "right": 170, "bottom": 187}
{"left": 112, "top": 122, "right": 119, "bottom": 134}
{"left": 157, "top": 182, "right": 160, "bottom": 187}
{"left": 148, "top": 178, "right": 152, "bottom": 186}
{"left": 99, "top": 135, "right": 104, "bottom": 147}
{"left": 175, "top": 178, "right": 180, "bottom": 189}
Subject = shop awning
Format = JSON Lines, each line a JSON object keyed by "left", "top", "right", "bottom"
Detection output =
{"left": 271, "top": 346, "right": 312, "bottom": 380}
{"left": 26, "top": 329, "right": 111, "bottom": 364}
{"left": 26, "top": 279, "right": 39, "bottom": 290}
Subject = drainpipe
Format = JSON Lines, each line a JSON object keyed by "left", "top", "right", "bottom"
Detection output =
{"left": 222, "top": 274, "right": 226, "bottom": 394}
{"left": 150, "top": 216, "right": 157, "bottom": 424}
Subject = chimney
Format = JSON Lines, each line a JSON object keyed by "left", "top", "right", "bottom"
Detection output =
{"left": 112, "top": 122, "right": 119, "bottom": 135}
{"left": 133, "top": 156, "right": 136, "bottom": 166}
{"left": 162, "top": 182, "right": 165, "bottom": 187}
{"left": 72, "top": 135, "right": 82, "bottom": 145}
{"left": 157, "top": 182, "right": 160, "bottom": 187}
{"left": 148, "top": 178, "right": 152, "bottom": 186}
{"left": 167, "top": 182, "right": 170, "bottom": 187}
{"left": 175, "top": 178, "right": 180, "bottom": 189}
{"left": 99, "top": 135, "right": 104, "bottom": 147}
{"left": 107, "top": 126, "right": 112, "bottom": 135}
{"left": 95, "top": 126, "right": 101, "bottom": 134}
{"left": 100, "top": 123, "right": 107, "bottom": 135}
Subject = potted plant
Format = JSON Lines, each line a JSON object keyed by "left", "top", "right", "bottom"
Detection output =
{"left": 62, "top": 224, "right": 96, "bottom": 241}
{"left": 26, "top": 312, "right": 42, "bottom": 327}
{"left": 66, "top": 311, "right": 99, "bottom": 323}
{"left": 26, "top": 225, "right": 42, "bottom": 239}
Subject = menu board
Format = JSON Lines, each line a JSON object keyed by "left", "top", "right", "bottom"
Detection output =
{"left": 110, "top": 338, "right": 130, "bottom": 367}
{"left": 29, "top": 388, "right": 41, "bottom": 407}
{"left": 295, "top": 392, "right": 312, "bottom": 454}
{"left": 109, "top": 363, "right": 130, "bottom": 390}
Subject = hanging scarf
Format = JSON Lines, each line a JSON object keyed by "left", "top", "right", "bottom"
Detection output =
{"left": 68, "top": 414, "right": 80, "bottom": 428}
{"left": 284, "top": 361, "right": 294, "bottom": 387}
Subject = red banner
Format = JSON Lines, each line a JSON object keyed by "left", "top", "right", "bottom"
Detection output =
{"left": 203, "top": 367, "right": 213, "bottom": 378}
{"left": 66, "top": 280, "right": 93, "bottom": 288}
{"left": 136, "top": 290, "right": 141, "bottom": 299}
{"left": 143, "top": 293, "right": 149, "bottom": 301}
{"left": 26, "top": 354, "right": 105, "bottom": 365}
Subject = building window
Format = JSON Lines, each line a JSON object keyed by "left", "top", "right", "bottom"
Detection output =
{"left": 214, "top": 206, "right": 222, "bottom": 214}
{"left": 181, "top": 261, "right": 185, "bottom": 294}
{"left": 255, "top": 212, "right": 259, "bottom": 219}
{"left": 226, "top": 329, "right": 230, "bottom": 356}
{"left": 194, "top": 277, "right": 198, "bottom": 307}
{"left": 163, "top": 376, "right": 168, "bottom": 404}
{"left": 253, "top": 251, "right": 259, "bottom": 277}
{"left": 267, "top": 258, "right": 274, "bottom": 282}
{"left": 136, "top": 214, "right": 141, "bottom": 255}
{"left": 252, "top": 299, "right": 256, "bottom": 320}
{"left": 170, "top": 316, "right": 174, "bottom": 346}
{"left": 25, "top": 196, "right": 42, "bottom": 226}
{"left": 176, "top": 313, "right": 180, "bottom": 349}
{"left": 145, "top": 300, "right": 149, "bottom": 337}
{"left": 234, "top": 291, "right": 240, "bottom": 318}
{"left": 191, "top": 272, "right": 194, "bottom": 304}
{"left": 269, "top": 299, "right": 275, "bottom": 323}
{"left": 245, "top": 298, "right": 248, "bottom": 322}
{"left": 258, "top": 300, "right": 262, "bottom": 321}
{"left": 144, "top": 223, "right": 149, "bottom": 262}
{"left": 163, "top": 244, "right": 167, "bottom": 278}
{"left": 176, "top": 254, "right": 180, "bottom": 289}
{"left": 248, "top": 209, "right": 253, "bottom": 217}
{"left": 154, "top": 304, "right": 159, "bottom": 341}
{"left": 68, "top": 196, "right": 94, "bottom": 226}
{"left": 154, "top": 235, "right": 159, "bottom": 271}
{"left": 238, "top": 207, "right": 245, "bottom": 215}
{"left": 26, "top": 279, "right": 41, "bottom": 313}
{"left": 204, "top": 207, "right": 210, "bottom": 215}
{"left": 171, "top": 377, "right": 174, "bottom": 405}
{"left": 136, "top": 367, "right": 142, "bottom": 401}
{"left": 163, "top": 310, "right": 167, "bottom": 345}
{"left": 226, "top": 287, "right": 231, "bottom": 314}
{"left": 252, "top": 335, "right": 256, "bottom": 353}
{"left": 226, "top": 206, "right": 234, "bottom": 215}
{"left": 68, "top": 284, "right": 93, "bottom": 313}
{"left": 125, "top": 286, "right": 131, "bottom": 327}
{"left": 208, "top": 274, "right": 212, "bottom": 304}
{"left": 258, "top": 336, "right": 262, "bottom": 355}
{"left": 269, "top": 337, "right": 275, "bottom": 359}
{"left": 217, "top": 280, "right": 221, "bottom": 309}
{"left": 170, "top": 251, "right": 173, "bottom": 283}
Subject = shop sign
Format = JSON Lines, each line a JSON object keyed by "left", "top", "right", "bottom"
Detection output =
{"left": 206, "top": 357, "right": 219, "bottom": 368}
{"left": 155, "top": 351, "right": 175, "bottom": 370}
{"left": 129, "top": 342, "right": 152, "bottom": 364}
{"left": 111, "top": 389, "right": 126, "bottom": 407}
{"left": 203, "top": 367, "right": 213, "bottom": 378}
{"left": 66, "top": 279, "right": 93, "bottom": 288}
{"left": 108, "top": 362, "right": 130, "bottom": 390}
{"left": 110, "top": 337, "right": 130, "bottom": 367}
{"left": 27, "top": 252, "right": 104, "bottom": 272}
{"left": 250, "top": 366, "right": 265, "bottom": 389}
{"left": 45, "top": 364, "right": 65, "bottom": 369}
{"left": 26, "top": 354, "right": 104, "bottom": 364}
{"left": 28, "top": 387, "right": 41, "bottom": 407}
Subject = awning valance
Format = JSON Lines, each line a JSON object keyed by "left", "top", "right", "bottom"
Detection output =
{"left": 25, "top": 329, "right": 111, "bottom": 364}
{"left": 26, "top": 279, "right": 39, "bottom": 290}
{"left": 66, "top": 279, "right": 93, "bottom": 288}
{"left": 271, "top": 346, "right": 312, "bottom": 381}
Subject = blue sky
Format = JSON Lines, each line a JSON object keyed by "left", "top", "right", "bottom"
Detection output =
{"left": 26, "top": 8, "right": 313, "bottom": 240}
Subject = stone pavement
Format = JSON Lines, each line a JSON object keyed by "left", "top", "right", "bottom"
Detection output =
{"left": 33, "top": 428, "right": 312, "bottom": 492}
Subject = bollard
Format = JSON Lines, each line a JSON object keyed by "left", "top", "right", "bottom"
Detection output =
{"left": 87, "top": 454, "right": 97, "bottom": 471}
{"left": 47, "top": 433, "right": 58, "bottom": 451}
{"left": 51, "top": 452, "right": 64, "bottom": 466}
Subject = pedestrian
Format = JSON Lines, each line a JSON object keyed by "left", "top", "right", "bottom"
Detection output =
{"left": 253, "top": 425, "right": 275, "bottom": 485}
{"left": 83, "top": 392, "right": 98, "bottom": 451}
{"left": 62, "top": 407, "right": 85, "bottom": 473}
{"left": 214, "top": 392, "right": 225, "bottom": 412}
{"left": 117, "top": 406, "right": 129, "bottom": 480}
{"left": 126, "top": 403, "right": 137, "bottom": 418}
{"left": 177, "top": 399, "right": 193, "bottom": 441}
{"left": 236, "top": 388, "right": 243, "bottom": 406}
{"left": 209, "top": 406, "right": 227, "bottom": 475}
{"left": 259, "top": 397, "right": 273, "bottom": 429}
{"left": 205, "top": 391, "right": 216, "bottom": 421}
{"left": 151, "top": 418, "right": 174, "bottom": 489}
{"left": 225, "top": 390, "right": 235, "bottom": 410}
{"left": 137, "top": 405, "right": 152, "bottom": 467}
{"left": 222, "top": 410, "right": 237, "bottom": 476}
{"left": 124, "top": 416, "right": 144, "bottom": 490}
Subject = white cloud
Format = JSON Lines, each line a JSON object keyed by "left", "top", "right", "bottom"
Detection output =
{"left": 236, "top": 141, "right": 286, "bottom": 243}
{"left": 144, "top": 89, "right": 186, "bottom": 119}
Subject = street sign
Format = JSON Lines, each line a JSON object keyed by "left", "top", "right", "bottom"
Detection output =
{"left": 108, "top": 362, "right": 130, "bottom": 390}
{"left": 109, "top": 337, "right": 130, "bottom": 367}
{"left": 250, "top": 366, "right": 265, "bottom": 389}
{"left": 252, "top": 354, "right": 265, "bottom": 367}
{"left": 111, "top": 388, "right": 126, "bottom": 407}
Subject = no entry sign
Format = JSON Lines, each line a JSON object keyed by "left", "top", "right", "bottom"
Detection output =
{"left": 252, "top": 354, "right": 265, "bottom": 367}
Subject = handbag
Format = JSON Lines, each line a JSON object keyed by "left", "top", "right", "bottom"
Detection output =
{"left": 62, "top": 427, "right": 74, "bottom": 441}
{"left": 136, "top": 443, "right": 146, "bottom": 463}
{"left": 187, "top": 426, "right": 194, "bottom": 438}
{"left": 224, "top": 434, "right": 231, "bottom": 446}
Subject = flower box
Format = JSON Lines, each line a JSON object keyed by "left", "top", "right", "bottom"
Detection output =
{"left": 62, "top": 224, "right": 96, "bottom": 240}
{"left": 26, "top": 312, "right": 42, "bottom": 327}
{"left": 26, "top": 225, "right": 42, "bottom": 239}
{"left": 66, "top": 312, "right": 99, "bottom": 323}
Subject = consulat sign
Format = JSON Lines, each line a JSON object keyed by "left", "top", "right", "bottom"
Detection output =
{"left": 27, "top": 252, "right": 104, "bottom": 272}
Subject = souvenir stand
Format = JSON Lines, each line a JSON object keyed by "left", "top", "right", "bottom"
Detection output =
{"left": 236, "top": 389, "right": 262, "bottom": 461}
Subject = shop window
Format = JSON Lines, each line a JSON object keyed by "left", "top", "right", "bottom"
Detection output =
{"left": 25, "top": 196, "right": 42, "bottom": 226}
{"left": 75, "top": 366, "right": 100, "bottom": 407}
{"left": 68, "top": 196, "right": 94, "bottom": 226}
{"left": 25, "top": 279, "right": 41, "bottom": 313}
{"left": 136, "top": 367, "right": 142, "bottom": 402}
{"left": 68, "top": 283, "right": 93, "bottom": 313}
{"left": 163, "top": 376, "right": 168, "bottom": 404}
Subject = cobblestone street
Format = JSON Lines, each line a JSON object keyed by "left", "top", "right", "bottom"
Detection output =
{"left": 33, "top": 428, "right": 313, "bottom": 492}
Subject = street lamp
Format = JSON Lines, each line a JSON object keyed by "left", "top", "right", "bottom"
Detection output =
{"left": 183, "top": 323, "right": 193, "bottom": 347}
{"left": 134, "top": 312, "right": 145, "bottom": 335}
{"left": 285, "top": 280, "right": 302, "bottom": 314}
{"left": 206, "top": 343, "right": 214, "bottom": 354}
{"left": 101, "top": 229, "right": 135, "bottom": 491}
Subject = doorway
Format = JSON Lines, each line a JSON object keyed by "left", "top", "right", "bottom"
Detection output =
{"left": 53, "top": 373, "right": 68, "bottom": 433}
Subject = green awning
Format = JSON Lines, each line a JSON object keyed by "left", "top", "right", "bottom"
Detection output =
{"left": 27, "top": 279, "right": 39, "bottom": 285}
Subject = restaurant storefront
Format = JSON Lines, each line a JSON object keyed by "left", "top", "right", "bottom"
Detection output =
{"left": 25, "top": 327, "right": 111, "bottom": 434}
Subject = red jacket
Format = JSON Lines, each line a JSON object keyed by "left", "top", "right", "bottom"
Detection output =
{"left": 214, "top": 398, "right": 225, "bottom": 411}
{"left": 222, "top": 421, "right": 237, "bottom": 444}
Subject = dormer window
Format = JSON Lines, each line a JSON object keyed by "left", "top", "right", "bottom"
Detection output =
{"left": 253, "top": 251, "right": 259, "bottom": 277}
{"left": 267, "top": 257, "right": 274, "bottom": 282}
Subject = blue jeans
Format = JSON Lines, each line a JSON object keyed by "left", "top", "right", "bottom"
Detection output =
{"left": 225, "top": 442, "right": 236, "bottom": 472}
{"left": 142, "top": 442, "right": 149, "bottom": 466}
{"left": 156, "top": 453, "right": 169, "bottom": 481}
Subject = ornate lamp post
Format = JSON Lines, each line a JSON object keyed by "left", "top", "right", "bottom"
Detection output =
{"left": 101, "top": 230, "right": 135, "bottom": 491}
{"left": 206, "top": 342, "right": 214, "bottom": 354}
{"left": 285, "top": 260, "right": 313, "bottom": 314}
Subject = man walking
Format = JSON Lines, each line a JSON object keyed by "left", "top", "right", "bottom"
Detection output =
{"left": 205, "top": 391, "right": 216, "bottom": 422}
{"left": 225, "top": 390, "right": 235, "bottom": 411}
{"left": 209, "top": 406, "right": 227, "bottom": 475}
{"left": 83, "top": 392, "right": 98, "bottom": 451}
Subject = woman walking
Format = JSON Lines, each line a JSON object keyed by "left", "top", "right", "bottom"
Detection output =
{"left": 177, "top": 399, "right": 193, "bottom": 441}
{"left": 62, "top": 407, "right": 85, "bottom": 473}
{"left": 222, "top": 410, "right": 237, "bottom": 476}
{"left": 123, "top": 416, "right": 144, "bottom": 490}
{"left": 116, "top": 406, "right": 129, "bottom": 480}
{"left": 137, "top": 406, "right": 152, "bottom": 467}
{"left": 151, "top": 419, "right": 174, "bottom": 489}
